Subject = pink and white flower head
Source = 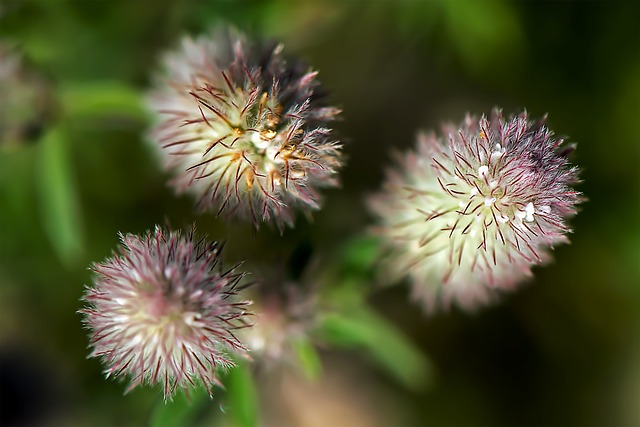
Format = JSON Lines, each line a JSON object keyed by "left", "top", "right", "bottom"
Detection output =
{"left": 369, "top": 110, "right": 582, "bottom": 313}
{"left": 147, "top": 28, "right": 342, "bottom": 230}
{"left": 80, "top": 226, "right": 252, "bottom": 400}
{"left": 241, "top": 279, "right": 317, "bottom": 371}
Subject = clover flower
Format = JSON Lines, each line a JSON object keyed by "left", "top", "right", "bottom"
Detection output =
{"left": 369, "top": 110, "right": 581, "bottom": 313}
{"left": 80, "top": 226, "right": 252, "bottom": 400}
{"left": 147, "top": 29, "right": 342, "bottom": 230}
{"left": 241, "top": 280, "right": 317, "bottom": 371}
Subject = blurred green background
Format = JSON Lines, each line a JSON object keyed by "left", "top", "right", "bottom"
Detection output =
{"left": 1, "top": 0, "right": 638, "bottom": 426}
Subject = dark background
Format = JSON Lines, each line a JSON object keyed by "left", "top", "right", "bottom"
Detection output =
{"left": 1, "top": 1, "right": 638, "bottom": 426}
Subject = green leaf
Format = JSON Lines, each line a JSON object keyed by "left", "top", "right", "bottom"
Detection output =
{"left": 37, "top": 127, "right": 85, "bottom": 267}
{"left": 59, "top": 81, "right": 146, "bottom": 122}
{"left": 317, "top": 311, "right": 376, "bottom": 347}
{"left": 291, "top": 337, "right": 323, "bottom": 381}
{"left": 321, "top": 235, "right": 382, "bottom": 307}
{"left": 338, "top": 234, "right": 381, "bottom": 278}
{"left": 225, "top": 362, "right": 259, "bottom": 427}
{"left": 318, "top": 306, "right": 433, "bottom": 391}
{"left": 149, "top": 389, "right": 208, "bottom": 427}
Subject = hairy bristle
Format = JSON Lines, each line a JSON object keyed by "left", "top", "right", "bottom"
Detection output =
{"left": 146, "top": 29, "right": 343, "bottom": 230}
{"left": 369, "top": 109, "right": 582, "bottom": 313}
{"left": 80, "top": 226, "right": 253, "bottom": 400}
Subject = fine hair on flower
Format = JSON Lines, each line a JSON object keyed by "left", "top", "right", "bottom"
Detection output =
{"left": 369, "top": 109, "right": 582, "bottom": 313}
{"left": 147, "top": 27, "right": 343, "bottom": 231}
{"left": 80, "top": 225, "right": 253, "bottom": 400}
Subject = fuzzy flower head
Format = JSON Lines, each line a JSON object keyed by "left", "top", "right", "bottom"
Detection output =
{"left": 147, "top": 29, "right": 342, "bottom": 230}
{"left": 241, "top": 280, "right": 317, "bottom": 371}
{"left": 369, "top": 110, "right": 581, "bottom": 313}
{"left": 81, "top": 226, "right": 252, "bottom": 400}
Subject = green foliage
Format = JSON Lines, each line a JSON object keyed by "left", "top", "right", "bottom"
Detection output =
{"left": 318, "top": 305, "right": 433, "bottom": 391}
{"left": 291, "top": 337, "right": 323, "bottom": 381}
{"left": 59, "top": 81, "right": 146, "bottom": 123}
{"left": 37, "top": 127, "right": 85, "bottom": 267}
{"left": 319, "top": 235, "right": 381, "bottom": 308}
{"left": 224, "top": 361, "right": 259, "bottom": 427}
{"left": 318, "top": 235, "right": 433, "bottom": 391}
{"left": 0, "top": 1, "right": 638, "bottom": 426}
{"left": 338, "top": 234, "right": 381, "bottom": 279}
{"left": 150, "top": 389, "right": 209, "bottom": 427}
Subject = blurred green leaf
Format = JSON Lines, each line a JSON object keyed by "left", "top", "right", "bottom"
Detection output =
{"left": 150, "top": 389, "right": 208, "bottom": 427}
{"left": 321, "top": 235, "right": 381, "bottom": 307}
{"left": 318, "top": 311, "right": 374, "bottom": 347}
{"left": 37, "top": 127, "right": 85, "bottom": 267}
{"left": 225, "top": 361, "right": 259, "bottom": 427}
{"left": 338, "top": 234, "right": 381, "bottom": 278}
{"left": 318, "top": 305, "right": 433, "bottom": 391}
{"left": 59, "top": 81, "right": 146, "bottom": 122}
{"left": 0, "top": 146, "right": 37, "bottom": 243}
{"left": 292, "top": 337, "right": 323, "bottom": 381}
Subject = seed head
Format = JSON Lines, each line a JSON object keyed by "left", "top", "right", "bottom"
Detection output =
{"left": 80, "top": 226, "right": 252, "bottom": 400}
{"left": 369, "top": 110, "right": 582, "bottom": 313}
{"left": 147, "top": 29, "right": 342, "bottom": 230}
